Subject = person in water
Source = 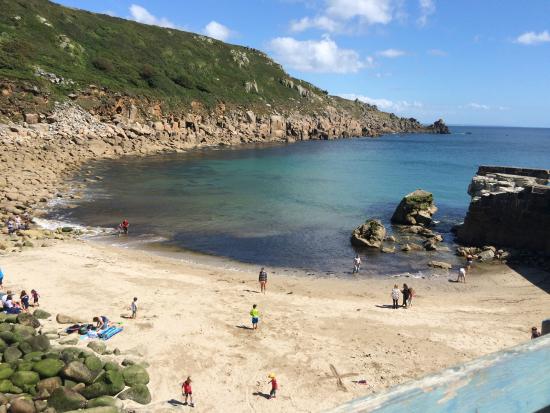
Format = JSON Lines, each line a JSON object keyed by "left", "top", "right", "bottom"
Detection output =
{"left": 250, "top": 304, "right": 260, "bottom": 330}
{"left": 353, "top": 255, "right": 362, "bottom": 274}
{"left": 258, "top": 268, "right": 268, "bottom": 294}
{"left": 119, "top": 219, "right": 129, "bottom": 235}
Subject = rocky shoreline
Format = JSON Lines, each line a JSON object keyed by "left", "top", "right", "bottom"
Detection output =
{"left": 0, "top": 98, "right": 449, "bottom": 254}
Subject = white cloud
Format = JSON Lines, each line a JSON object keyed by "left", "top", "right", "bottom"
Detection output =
{"left": 291, "top": 0, "right": 394, "bottom": 33}
{"left": 515, "top": 30, "right": 550, "bottom": 45}
{"left": 269, "top": 36, "right": 371, "bottom": 73}
{"left": 466, "top": 103, "right": 490, "bottom": 110}
{"left": 417, "top": 0, "right": 435, "bottom": 27}
{"left": 129, "top": 4, "right": 176, "bottom": 28}
{"left": 203, "top": 21, "right": 232, "bottom": 41}
{"left": 340, "top": 93, "right": 422, "bottom": 112}
{"left": 427, "top": 48, "right": 447, "bottom": 56}
{"left": 377, "top": 48, "right": 406, "bottom": 58}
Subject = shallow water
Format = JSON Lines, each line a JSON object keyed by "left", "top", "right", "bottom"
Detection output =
{"left": 49, "top": 126, "right": 550, "bottom": 276}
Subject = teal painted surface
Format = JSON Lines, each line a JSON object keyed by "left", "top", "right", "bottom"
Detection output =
{"left": 328, "top": 334, "right": 550, "bottom": 413}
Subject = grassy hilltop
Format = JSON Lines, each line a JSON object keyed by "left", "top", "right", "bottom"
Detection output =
{"left": 0, "top": 0, "right": 372, "bottom": 116}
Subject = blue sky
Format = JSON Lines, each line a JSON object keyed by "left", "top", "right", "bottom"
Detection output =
{"left": 55, "top": 0, "right": 550, "bottom": 127}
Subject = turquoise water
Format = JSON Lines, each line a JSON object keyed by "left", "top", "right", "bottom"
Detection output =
{"left": 52, "top": 126, "right": 550, "bottom": 276}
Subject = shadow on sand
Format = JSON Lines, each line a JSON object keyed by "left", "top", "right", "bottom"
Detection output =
{"left": 236, "top": 325, "right": 254, "bottom": 330}
{"left": 166, "top": 399, "right": 186, "bottom": 407}
{"left": 375, "top": 304, "right": 401, "bottom": 309}
{"left": 508, "top": 263, "right": 550, "bottom": 294}
{"left": 253, "top": 391, "right": 271, "bottom": 400}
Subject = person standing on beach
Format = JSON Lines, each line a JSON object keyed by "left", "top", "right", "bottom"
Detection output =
{"left": 391, "top": 285, "right": 400, "bottom": 309}
{"left": 466, "top": 254, "right": 474, "bottom": 272}
{"left": 31, "top": 289, "right": 40, "bottom": 307}
{"left": 457, "top": 267, "right": 466, "bottom": 283}
{"left": 0, "top": 267, "right": 4, "bottom": 288}
{"left": 353, "top": 255, "right": 362, "bottom": 274}
{"left": 250, "top": 304, "right": 260, "bottom": 330}
{"left": 182, "top": 376, "right": 194, "bottom": 407}
{"left": 267, "top": 373, "right": 278, "bottom": 399}
{"left": 401, "top": 284, "right": 410, "bottom": 308}
{"left": 258, "top": 268, "right": 268, "bottom": 294}
{"left": 131, "top": 297, "right": 138, "bottom": 319}
{"left": 20, "top": 290, "right": 30, "bottom": 312}
{"left": 407, "top": 286, "right": 415, "bottom": 308}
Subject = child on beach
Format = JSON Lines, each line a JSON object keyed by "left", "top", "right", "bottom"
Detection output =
{"left": 250, "top": 304, "right": 260, "bottom": 330}
{"left": 401, "top": 284, "right": 410, "bottom": 308}
{"left": 457, "top": 267, "right": 466, "bottom": 283}
{"left": 31, "top": 289, "right": 40, "bottom": 307}
{"left": 131, "top": 297, "right": 138, "bottom": 319}
{"left": 353, "top": 255, "right": 361, "bottom": 274}
{"left": 20, "top": 290, "right": 30, "bottom": 312}
{"left": 391, "top": 285, "right": 400, "bottom": 309}
{"left": 268, "top": 373, "right": 278, "bottom": 399}
{"left": 182, "top": 377, "right": 194, "bottom": 407}
{"left": 0, "top": 267, "right": 4, "bottom": 288}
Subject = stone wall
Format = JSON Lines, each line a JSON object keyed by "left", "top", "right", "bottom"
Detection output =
{"left": 457, "top": 166, "right": 550, "bottom": 254}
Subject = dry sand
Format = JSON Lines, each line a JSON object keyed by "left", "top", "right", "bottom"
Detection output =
{"left": 1, "top": 240, "right": 548, "bottom": 412}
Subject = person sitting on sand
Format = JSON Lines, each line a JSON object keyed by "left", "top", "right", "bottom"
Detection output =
{"left": 353, "top": 255, "right": 362, "bottom": 274}
{"left": 391, "top": 285, "right": 400, "bottom": 309}
{"left": 20, "top": 290, "right": 30, "bottom": 312}
{"left": 258, "top": 268, "right": 268, "bottom": 294}
{"left": 457, "top": 267, "right": 466, "bottom": 283}
{"left": 182, "top": 376, "right": 194, "bottom": 407}
{"left": 4, "top": 295, "right": 21, "bottom": 314}
{"left": 131, "top": 297, "right": 138, "bottom": 319}
{"left": 268, "top": 373, "right": 278, "bottom": 399}
{"left": 31, "top": 289, "right": 40, "bottom": 307}
{"left": 250, "top": 304, "right": 260, "bottom": 330}
{"left": 532, "top": 327, "right": 541, "bottom": 339}
{"left": 401, "top": 284, "right": 410, "bottom": 308}
{"left": 1, "top": 290, "right": 12, "bottom": 305}
{"left": 7, "top": 220, "right": 15, "bottom": 234}
{"left": 93, "top": 315, "right": 110, "bottom": 330}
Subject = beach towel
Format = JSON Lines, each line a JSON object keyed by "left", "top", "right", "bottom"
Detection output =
{"left": 101, "top": 326, "right": 123, "bottom": 340}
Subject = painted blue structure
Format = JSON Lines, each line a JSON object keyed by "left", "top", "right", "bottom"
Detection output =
{"left": 328, "top": 334, "right": 550, "bottom": 413}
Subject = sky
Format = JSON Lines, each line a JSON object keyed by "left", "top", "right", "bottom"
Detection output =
{"left": 54, "top": 0, "right": 550, "bottom": 127}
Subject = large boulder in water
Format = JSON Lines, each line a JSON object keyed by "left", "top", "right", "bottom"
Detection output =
{"left": 350, "top": 219, "right": 386, "bottom": 248}
{"left": 391, "top": 190, "right": 437, "bottom": 227}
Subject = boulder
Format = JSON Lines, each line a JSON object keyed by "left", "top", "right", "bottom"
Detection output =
{"left": 0, "top": 364, "right": 14, "bottom": 380}
{"left": 13, "top": 325, "right": 36, "bottom": 340}
{"left": 0, "top": 379, "right": 15, "bottom": 393}
{"left": 16, "top": 360, "right": 34, "bottom": 372}
{"left": 55, "top": 314, "right": 84, "bottom": 324}
{"left": 391, "top": 190, "right": 437, "bottom": 227}
{"left": 80, "top": 382, "right": 111, "bottom": 399}
{"left": 117, "top": 384, "right": 151, "bottom": 405}
{"left": 47, "top": 387, "right": 87, "bottom": 412}
{"left": 25, "top": 335, "right": 50, "bottom": 352}
{"left": 4, "top": 346, "right": 23, "bottom": 363}
{"left": 10, "top": 371, "right": 40, "bottom": 387}
{"left": 428, "top": 261, "right": 452, "bottom": 270}
{"left": 22, "top": 351, "right": 44, "bottom": 362}
{"left": 478, "top": 249, "right": 495, "bottom": 262}
{"left": 19, "top": 341, "right": 33, "bottom": 355}
{"left": 103, "top": 362, "right": 120, "bottom": 372}
{"left": 65, "top": 407, "right": 119, "bottom": 413}
{"left": 60, "top": 348, "right": 83, "bottom": 363}
{"left": 8, "top": 398, "right": 36, "bottom": 413}
{"left": 32, "top": 309, "right": 51, "bottom": 320}
{"left": 87, "top": 341, "right": 106, "bottom": 355}
{"left": 104, "top": 369, "right": 125, "bottom": 394}
{"left": 122, "top": 365, "right": 149, "bottom": 386}
{"left": 84, "top": 355, "right": 103, "bottom": 372}
{"left": 33, "top": 359, "right": 64, "bottom": 378}
{"left": 350, "top": 219, "right": 386, "bottom": 248}
{"left": 16, "top": 313, "right": 41, "bottom": 328}
{"left": 0, "top": 331, "right": 16, "bottom": 344}
{"left": 37, "top": 377, "right": 62, "bottom": 394}
{"left": 0, "top": 337, "right": 6, "bottom": 353}
{"left": 61, "top": 361, "right": 93, "bottom": 384}
{"left": 86, "top": 396, "right": 117, "bottom": 408}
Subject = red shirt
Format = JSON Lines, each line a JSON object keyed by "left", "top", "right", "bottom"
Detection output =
{"left": 183, "top": 382, "right": 192, "bottom": 393}
{"left": 270, "top": 378, "right": 278, "bottom": 390}
{"left": 122, "top": 220, "right": 129, "bottom": 228}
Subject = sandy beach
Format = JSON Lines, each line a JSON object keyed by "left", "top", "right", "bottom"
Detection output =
{"left": 1, "top": 239, "right": 548, "bottom": 412}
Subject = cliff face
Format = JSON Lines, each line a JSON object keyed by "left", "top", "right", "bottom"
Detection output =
{"left": 457, "top": 166, "right": 550, "bottom": 254}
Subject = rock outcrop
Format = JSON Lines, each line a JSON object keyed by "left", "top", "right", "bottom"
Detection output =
{"left": 456, "top": 166, "right": 550, "bottom": 254}
{"left": 425, "top": 119, "right": 450, "bottom": 134}
{"left": 391, "top": 190, "right": 437, "bottom": 227}
{"left": 351, "top": 220, "right": 387, "bottom": 248}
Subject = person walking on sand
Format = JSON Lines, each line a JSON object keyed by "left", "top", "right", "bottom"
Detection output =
{"left": 457, "top": 267, "right": 466, "bottom": 283}
{"left": 130, "top": 297, "right": 138, "bottom": 319}
{"left": 258, "top": 267, "right": 268, "bottom": 294}
{"left": 182, "top": 376, "right": 194, "bottom": 407}
{"left": 401, "top": 284, "right": 410, "bottom": 308}
{"left": 268, "top": 373, "right": 278, "bottom": 399}
{"left": 31, "top": 289, "right": 40, "bottom": 307}
{"left": 250, "top": 304, "right": 260, "bottom": 330}
{"left": 391, "top": 285, "right": 400, "bottom": 309}
{"left": 353, "top": 255, "right": 362, "bottom": 274}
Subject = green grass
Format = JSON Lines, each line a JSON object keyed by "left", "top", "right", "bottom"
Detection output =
{"left": 0, "top": 0, "right": 360, "bottom": 115}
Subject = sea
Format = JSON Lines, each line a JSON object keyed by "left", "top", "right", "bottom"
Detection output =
{"left": 46, "top": 126, "right": 550, "bottom": 277}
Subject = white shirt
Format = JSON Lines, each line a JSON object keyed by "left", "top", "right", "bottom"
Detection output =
{"left": 1, "top": 294, "right": 8, "bottom": 303}
{"left": 459, "top": 268, "right": 466, "bottom": 277}
{"left": 354, "top": 257, "right": 361, "bottom": 265}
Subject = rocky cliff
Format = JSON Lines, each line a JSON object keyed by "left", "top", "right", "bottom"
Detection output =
{"left": 456, "top": 166, "right": 550, "bottom": 254}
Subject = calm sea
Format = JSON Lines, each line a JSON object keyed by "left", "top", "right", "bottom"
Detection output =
{"left": 49, "top": 126, "right": 550, "bottom": 276}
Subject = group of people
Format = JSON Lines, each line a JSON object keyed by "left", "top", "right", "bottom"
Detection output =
{"left": 391, "top": 283, "right": 414, "bottom": 309}
{"left": 1, "top": 288, "right": 40, "bottom": 314}
{"left": 6, "top": 214, "right": 31, "bottom": 234}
